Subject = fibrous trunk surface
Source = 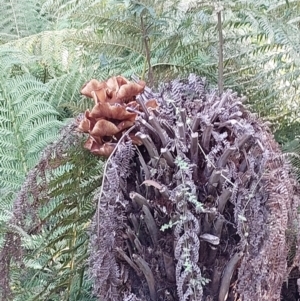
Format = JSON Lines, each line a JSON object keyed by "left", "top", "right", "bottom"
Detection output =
{"left": 87, "top": 74, "right": 300, "bottom": 301}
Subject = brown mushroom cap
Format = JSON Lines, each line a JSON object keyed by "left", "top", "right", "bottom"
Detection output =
{"left": 79, "top": 76, "right": 155, "bottom": 157}
{"left": 80, "top": 79, "right": 107, "bottom": 98}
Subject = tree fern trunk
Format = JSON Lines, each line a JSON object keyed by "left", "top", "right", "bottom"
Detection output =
{"left": 85, "top": 74, "right": 300, "bottom": 301}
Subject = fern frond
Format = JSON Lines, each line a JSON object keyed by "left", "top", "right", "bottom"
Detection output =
{"left": 45, "top": 71, "right": 91, "bottom": 116}
{"left": 0, "top": 0, "right": 47, "bottom": 42}
{"left": 41, "top": 0, "right": 101, "bottom": 22}
{"left": 20, "top": 148, "right": 102, "bottom": 301}
{"left": 0, "top": 49, "right": 62, "bottom": 206}
{"left": 6, "top": 29, "right": 85, "bottom": 78}
{"left": 0, "top": 130, "right": 103, "bottom": 300}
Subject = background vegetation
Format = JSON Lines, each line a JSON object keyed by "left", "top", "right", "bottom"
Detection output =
{"left": 0, "top": 0, "right": 299, "bottom": 300}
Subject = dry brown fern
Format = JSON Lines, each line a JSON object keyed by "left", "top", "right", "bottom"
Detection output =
{"left": 84, "top": 74, "right": 300, "bottom": 301}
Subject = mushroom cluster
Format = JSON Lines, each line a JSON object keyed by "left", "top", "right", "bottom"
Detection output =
{"left": 78, "top": 76, "right": 157, "bottom": 157}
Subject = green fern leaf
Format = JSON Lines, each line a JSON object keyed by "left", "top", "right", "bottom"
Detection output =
{"left": 0, "top": 49, "right": 62, "bottom": 205}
